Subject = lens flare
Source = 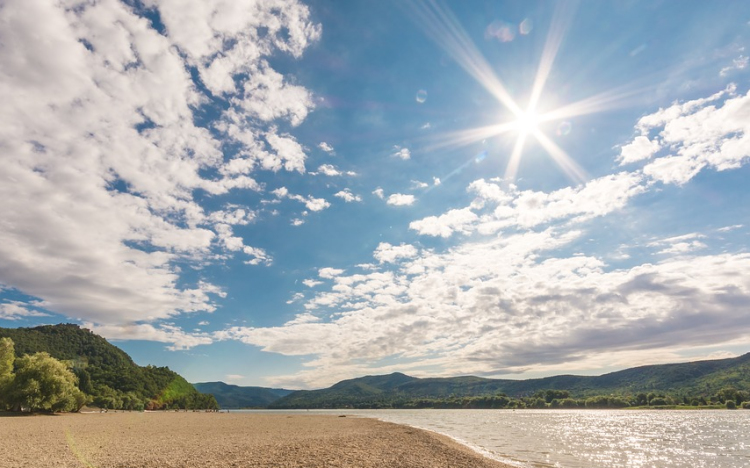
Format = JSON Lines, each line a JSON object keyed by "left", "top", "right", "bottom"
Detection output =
{"left": 405, "top": 0, "right": 644, "bottom": 185}
{"left": 416, "top": 89, "right": 428, "bottom": 103}
{"left": 519, "top": 18, "right": 533, "bottom": 35}
{"left": 557, "top": 121, "right": 572, "bottom": 136}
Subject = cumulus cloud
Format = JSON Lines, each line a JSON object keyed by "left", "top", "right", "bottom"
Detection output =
{"left": 319, "top": 267, "right": 344, "bottom": 279}
{"left": 619, "top": 84, "right": 750, "bottom": 185}
{"left": 302, "top": 279, "right": 323, "bottom": 288}
{"left": 272, "top": 187, "right": 331, "bottom": 212}
{"left": 316, "top": 164, "right": 342, "bottom": 176}
{"left": 410, "top": 208, "right": 478, "bottom": 238}
{"left": 392, "top": 146, "right": 411, "bottom": 160}
{"left": 318, "top": 142, "right": 334, "bottom": 153}
{"left": 0, "top": 0, "right": 320, "bottom": 345}
{"left": 208, "top": 207, "right": 256, "bottom": 225}
{"left": 220, "top": 225, "right": 750, "bottom": 388}
{"left": 648, "top": 233, "right": 707, "bottom": 255}
{"left": 372, "top": 187, "right": 385, "bottom": 199}
{"left": 86, "top": 322, "right": 213, "bottom": 351}
{"left": 313, "top": 164, "right": 355, "bottom": 177}
{"left": 373, "top": 243, "right": 419, "bottom": 264}
{"left": 334, "top": 189, "right": 362, "bottom": 202}
{"left": 410, "top": 172, "right": 646, "bottom": 238}
{"left": 0, "top": 301, "right": 49, "bottom": 321}
{"left": 386, "top": 193, "right": 416, "bottom": 206}
{"left": 618, "top": 135, "right": 661, "bottom": 165}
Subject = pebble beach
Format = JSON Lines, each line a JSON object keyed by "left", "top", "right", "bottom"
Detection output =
{"left": 0, "top": 412, "right": 514, "bottom": 468}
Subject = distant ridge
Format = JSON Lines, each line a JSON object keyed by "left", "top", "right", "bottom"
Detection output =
{"left": 270, "top": 353, "right": 750, "bottom": 408}
{"left": 192, "top": 381, "right": 292, "bottom": 408}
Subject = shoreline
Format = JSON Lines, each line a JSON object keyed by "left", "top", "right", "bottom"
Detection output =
{"left": 0, "top": 411, "right": 516, "bottom": 468}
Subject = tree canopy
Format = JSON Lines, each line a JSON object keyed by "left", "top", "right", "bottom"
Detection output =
{"left": 4, "top": 351, "right": 87, "bottom": 412}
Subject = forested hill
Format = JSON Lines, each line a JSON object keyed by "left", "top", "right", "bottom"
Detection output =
{"left": 0, "top": 324, "right": 218, "bottom": 410}
{"left": 193, "top": 381, "right": 293, "bottom": 408}
{"left": 270, "top": 353, "right": 750, "bottom": 409}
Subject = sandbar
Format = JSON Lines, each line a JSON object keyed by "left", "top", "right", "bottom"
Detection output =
{"left": 0, "top": 411, "right": 514, "bottom": 467}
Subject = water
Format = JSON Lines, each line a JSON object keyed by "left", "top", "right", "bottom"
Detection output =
{"left": 294, "top": 409, "right": 750, "bottom": 468}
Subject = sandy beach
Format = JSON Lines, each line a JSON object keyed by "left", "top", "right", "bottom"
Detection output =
{"left": 0, "top": 412, "right": 514, "bottom": 467}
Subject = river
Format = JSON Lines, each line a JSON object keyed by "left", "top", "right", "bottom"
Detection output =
{"left": 286, "top": 409, "right": 750, "bottom": 468}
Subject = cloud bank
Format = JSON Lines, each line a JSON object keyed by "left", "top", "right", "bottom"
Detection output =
{"left": 221, "top": 84, "right": 750, "bottom": 388}
{"left": 0, "top": 0, "right": 320, "bottom": 337}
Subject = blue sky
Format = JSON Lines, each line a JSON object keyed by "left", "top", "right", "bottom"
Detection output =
{"left": 1, "top": 0, "right": 749, "bottom": 389}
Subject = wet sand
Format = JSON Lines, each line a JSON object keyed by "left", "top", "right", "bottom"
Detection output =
{"left": 0, "top": 412, "right": 514, "bottom": 467}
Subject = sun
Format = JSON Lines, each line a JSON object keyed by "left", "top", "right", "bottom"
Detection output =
{"left": 514, "top": 109, "right": 541, "bottom": 136}
{"left": 409, "top": 1, "right": 639, "bottom": 185}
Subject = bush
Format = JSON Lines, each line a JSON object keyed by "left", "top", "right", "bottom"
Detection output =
{"left": 741, "top": 401, "right": 750, "bottom": 409}
{"left": 726, "top": 401, "right": 737, "bottom": 409}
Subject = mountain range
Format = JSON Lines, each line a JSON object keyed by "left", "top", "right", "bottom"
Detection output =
{"left": 198, "top": 352, "right": 750, "bottom": 409}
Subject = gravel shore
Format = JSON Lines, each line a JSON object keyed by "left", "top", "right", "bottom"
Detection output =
{"left": 0, "top": 411, "right": 514, "bottom": 467}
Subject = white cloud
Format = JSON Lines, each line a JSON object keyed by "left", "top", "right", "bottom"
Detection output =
{"left": 648, "top": 233, "right": 708, "bottom": 255}
{"left": 264, "top": 130, "right": 308, "bottom": 173}
{"left": 243, "top": 245, "right": 272, "bottom": 265}
{"left": 314, "top": 164, "right": 355, "bottom": 177}
{"left": 319, "top": 267, "right": 344, "bottom": 279}
{"left": 87, "top": 322, "right": 213, "bottom": 351}
{"left": 411, "top": 180, "right": 429, "bottom": 189}
{"left": 291, "top": 218, "right": 305, "bottom": 226}
{"left": 318, "top": 142, "right": 334, "bottom": 153}
{"left": 316, "top": 164, "right": 341, "bottom": 176}
{"left": 286, "top": 292, "right": 305, "bottom": 304}
{"left": 720, "top": 55, "right": 748, "bottom": 76}
{"left": 272, "top": 187, "right": 330, "bottom": 211}
{"left": 298, "top": 196, "right": 330, "bottom": 212}
{"left": 618, "top": 135, "right": 661, "bottom": 165}
{"left": 0, "top": 0, "right": 319, "bottom": 327}
{"left": 410, "top": 208, "right": 478, "bottom": 238}
{"left": 334, "top": 189, "right": 362, "bottom": 203}
{"left": 372, "top": 187, "right": 385, "bottom": 199}
{"left": 302, "top": 279, "right": 323, "bottom": 287}
{"left": 410, "top": 172, "right": 646, "bottom": 238}
{"left": 220, "top": 228, "right": 750, "bottom": 388}
{"left": 392, "top": 146, "right": 411, "bottom": 160}
{"left": 373, "top": 243, "right": 419, "bottom": 264}
{"left": 386, "top": 193, "right": 416, "bottom": 206}
{"left": 621, "top": 85, "right": 750, "bottom": 185}
{"left": 0, "top": 301, "right": 49, "bottom": 321}
{"left": 208, "top": 207, "right": 256, "bottom": 225}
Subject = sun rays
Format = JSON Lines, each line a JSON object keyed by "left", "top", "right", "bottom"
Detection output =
{"left": 407, "top": 0, "right": 642, "bottom": 186}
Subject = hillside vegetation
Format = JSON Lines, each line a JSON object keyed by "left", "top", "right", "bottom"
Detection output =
{"left": 0, "top": 324, "right": 218, "bottom": 411}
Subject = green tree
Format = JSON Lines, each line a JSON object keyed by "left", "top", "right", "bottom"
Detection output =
{"left": 7, "top": 352, "right": 87, "bottom": 412}
{"left": 0, "top": 337, "right": 15, "bottom": 409}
